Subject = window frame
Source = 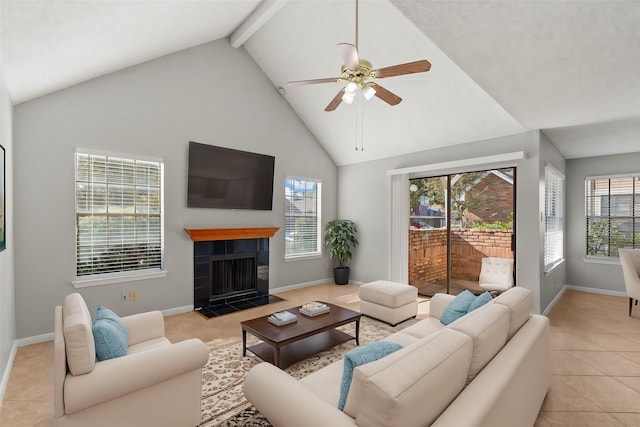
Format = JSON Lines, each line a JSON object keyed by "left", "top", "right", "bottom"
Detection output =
{"left": 284, "top": 176, "right": 322, "bottom": 261}
{"left": 544, "top": 164, "right": 565, "bottom": 273}
{"left": 73, "top": 148, "right": 166, "bottom": 287}
{"left": 585, "top": 173, "right": 640, "bottom": 261}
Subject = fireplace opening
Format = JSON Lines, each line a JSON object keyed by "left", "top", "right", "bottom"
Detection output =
{"left": 193, "top": 237, "right": 283, "bottom": 318}
{"left": 211, "top": 254, "right": 256, "bottom": 301}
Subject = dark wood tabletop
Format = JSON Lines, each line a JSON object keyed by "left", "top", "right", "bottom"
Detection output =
{"left": 241, "top": 302, "right": 361, "bottom": 368}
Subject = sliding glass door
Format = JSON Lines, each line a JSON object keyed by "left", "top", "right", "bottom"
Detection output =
{"left": 408, "top": 168, "right": 516, "bottom": 296}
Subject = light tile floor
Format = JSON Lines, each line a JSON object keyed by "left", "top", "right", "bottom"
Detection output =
{"left": 1, "top": 285, "right": 639, "bottom": 426}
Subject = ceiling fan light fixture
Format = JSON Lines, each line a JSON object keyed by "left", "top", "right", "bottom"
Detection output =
{"left": 362, "top": 84, "right": 376, "bottom": 101}
{"left": 342, "top": 82, "right": 358, "bottom": 104}
{"left": 342, "top": 91, "right": 356, "bottom": 104}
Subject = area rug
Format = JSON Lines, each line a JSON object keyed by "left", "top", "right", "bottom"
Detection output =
{"left": 199, "top": 316, "right": 406, "bottom": 426}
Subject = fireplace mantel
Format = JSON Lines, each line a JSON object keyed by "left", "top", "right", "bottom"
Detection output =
{"left": 184, "top": 227, "right": 279, "bottom": 242}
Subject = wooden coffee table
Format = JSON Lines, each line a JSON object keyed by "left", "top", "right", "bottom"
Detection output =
{"left": 241, "top": 302, "right": 361, "bottom": 369}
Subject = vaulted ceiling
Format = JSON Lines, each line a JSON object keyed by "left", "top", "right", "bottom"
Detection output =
{"left": 3, "top": 0, "right": 640, "bottom": 166}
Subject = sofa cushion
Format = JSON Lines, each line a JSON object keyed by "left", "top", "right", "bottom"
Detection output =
{"left": 493, "top": 287, "right": 533, "bottom": 340}
{"left": 440, "top": 290, "right": 476, "bottom": 325}
{"left": 63, "top": 293, "right": 96, "bottom": 376}
{"left": 93, "top": 305, "right": 129, "bottom": 361}
{"left": 450, "top": 303, "right": 510, "bottom": 383}
{"left": 354, "top": 328, "right": 473, "bottom": 427}
{"left": 394, "top": 317, "right": 443, "bottom": 341}
{"left": 468, "top": 291, "right": 492, "bottom": 313}
{"left": 338, "top": 342, "right": 402, "bottom": 410}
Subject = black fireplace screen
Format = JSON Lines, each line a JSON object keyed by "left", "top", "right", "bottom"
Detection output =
{"left": 211, "top": 256, "right": 256, "bottom": 298}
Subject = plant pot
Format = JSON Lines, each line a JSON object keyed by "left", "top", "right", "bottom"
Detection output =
{"left": 333, "top": 267, "right": 350, "bottom": 285}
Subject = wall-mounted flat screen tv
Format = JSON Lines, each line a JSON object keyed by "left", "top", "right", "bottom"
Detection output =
{"left": 187, "top": 141, "right": 275, "bottom": 210}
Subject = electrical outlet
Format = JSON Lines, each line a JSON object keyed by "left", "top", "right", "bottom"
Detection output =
{"left": 121, "top": 291, "right": 128, "bottom": 302}
{"left": 129, "top": 290, "right": 138, "bottom": 301}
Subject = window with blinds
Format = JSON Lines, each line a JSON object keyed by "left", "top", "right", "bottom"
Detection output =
{"left": 285, "top": 177, "right": 321, "bottom": 259}
{"left": 544, "top": 165, "right": 564, "bottom": 271}
{"left": 75, "top": 151, "right": 164, "bottom": 278}
{"left": 586, "top": 174, "right": 640, "bottom": 258}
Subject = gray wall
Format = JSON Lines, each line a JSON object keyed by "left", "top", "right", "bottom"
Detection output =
{"left": 0, "top": 69, "right": 17, "bottom": 402}
{"left": 0, "top": 72, "right": 16, "bottom": 396}
{"left": 565, "top": 152, "right": 640, "bottom": 293}
{"left": 13, "top": 40, "right": 337, "bottom": 339}
{"left": 539, "top": 132, "right": 566, "bottom": 311}
{"left": 337, "top": 130, "right": 553, "bottom": 313}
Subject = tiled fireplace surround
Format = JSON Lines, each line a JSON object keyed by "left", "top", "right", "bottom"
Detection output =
{"left": 185, "top": 227, "right": 280, "bottom": 318}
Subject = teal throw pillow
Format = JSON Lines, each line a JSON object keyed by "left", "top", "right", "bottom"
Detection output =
{"left": 338, "top": 341, "right": 402, "bottom": 410}
{"left": 92, "top": 305, "right": 128, "bottom": 361}
{"left": 468, "top": 291, "right": 492, "bottom": 313}
{"left": 440, "top": 290, "right": 476, "bottom": 325}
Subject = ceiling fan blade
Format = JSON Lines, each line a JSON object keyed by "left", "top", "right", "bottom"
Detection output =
{"left": 337, "top": 43, "right": 360, "bottom": 71}
{"left": 325, "top": 88, "right": 345, "bottom": 112}
{"left": 287, "top": 77, "right": 340, "bottom": 87}
{"left": 369, "top": 83, "right": 402, "bottom": 106}
{"left": 373, "top": 60, "right": 431, "bottom": 79}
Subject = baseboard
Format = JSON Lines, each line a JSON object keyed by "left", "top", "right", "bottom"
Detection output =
{"left": 161, "top": 305, "right": 194, "bottom": 317}
{"left": 269, "top": 278, "right": 333, "bottom": 294}
{"left": 542, "top": 286, "right": 567, "bottom": 316}
{"left": 542, "top": 284, "right": 628, "bottom": 316}
{"left": 0, "top": 341, "right": 17, "bottom": 406}
{"left": 17, "top": 332, "right": 53, "bottom": 347}
{"left": 565, "top": 285, "right": 627, "bottom": 298}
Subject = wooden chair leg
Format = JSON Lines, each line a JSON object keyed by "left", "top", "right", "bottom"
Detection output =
{"left": 630, "top": 298, "right": 633, "bottom": 317}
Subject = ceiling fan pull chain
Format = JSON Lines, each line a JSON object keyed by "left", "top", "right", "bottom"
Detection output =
{"left": 355, "top": 102, "right": 359, "bottom": 151}
{"left": 361, "top": 101, "right": 365, "bottom": 151}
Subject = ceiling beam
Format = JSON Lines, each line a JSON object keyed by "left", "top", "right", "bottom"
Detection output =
{"left": 230, "top": 0, "right": 288, "bottom": 48}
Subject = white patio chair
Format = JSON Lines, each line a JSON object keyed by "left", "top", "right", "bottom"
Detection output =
{"left": 479, "top": 257, "right": 514, "bottom": 295}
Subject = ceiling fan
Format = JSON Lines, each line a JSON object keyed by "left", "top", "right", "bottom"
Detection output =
{"left": 286, "top": 0, "right": 431, "bottom": 112}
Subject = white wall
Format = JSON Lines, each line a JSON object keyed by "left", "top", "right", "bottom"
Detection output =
{"left": 13, "top": 40, "right": 337, "bottom": 339}
{"left": 337, "top": 130, "right": 553, "bottom": 313}
{"left": 0, "top": 71, "right": 16, "bottom": 399}
{"left": 565, "top": 152, "right": 640, "bottom": 293}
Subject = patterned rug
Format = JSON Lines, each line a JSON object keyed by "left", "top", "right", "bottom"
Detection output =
{"left": 199, "top": 316, "right": 405, "bottom": 426}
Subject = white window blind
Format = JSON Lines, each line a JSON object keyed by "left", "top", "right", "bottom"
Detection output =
{"left": 544, "top": 165, "right": 564, "bottom": 271}
{"left": 285, "top": 177, "right": 321, "bottom": 259}
{"left": 75, "top": 151, "right": 164, "bottom": 277}
{"left": 586, "top": 174, "right": 640, "bottom": 258}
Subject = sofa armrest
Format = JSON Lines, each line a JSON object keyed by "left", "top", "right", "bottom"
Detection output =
{"left": 121, "top": 311, "right": 165, "bottom": 345}
{"left": 244, "top": 363, "right": 355, "bottom": 427}
{"left": 429, "top": 293, "right": 456, "bottom": 320}
{"left": 63, "top": 338, "right": 209, "bottom": 414}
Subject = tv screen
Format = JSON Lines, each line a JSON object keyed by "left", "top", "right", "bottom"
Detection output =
{"left": 187, "top": 141, "right": 275, "bottom": 210}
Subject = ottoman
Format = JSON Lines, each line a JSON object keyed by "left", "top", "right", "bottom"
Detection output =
{"left": 359, "top": 280, "right": 418, "bottom": 326}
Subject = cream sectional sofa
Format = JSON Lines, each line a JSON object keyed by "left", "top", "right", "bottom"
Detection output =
{"left": 243, "top": 287, "right": 550, "bottom": 427}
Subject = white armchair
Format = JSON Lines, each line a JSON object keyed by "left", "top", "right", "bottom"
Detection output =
{"left": 54, "top": 293, "right": 210, "bottom": 427}
{"left": 479, "top": 257, "right": 514, "bottom": 295}
{"left": 618, "top": 248, "right": 640, "bottom": 317}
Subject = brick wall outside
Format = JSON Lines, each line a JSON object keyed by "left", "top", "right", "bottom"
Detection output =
{"left": 466, "top": 173, "right": 513, "bottom": 225}
{"left": 409, "top": 228, "right": 513, "bottom": 285}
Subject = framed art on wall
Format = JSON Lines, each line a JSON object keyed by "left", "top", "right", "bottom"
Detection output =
{"left": 0, "top": 144, "right": 5, "bottom": 251}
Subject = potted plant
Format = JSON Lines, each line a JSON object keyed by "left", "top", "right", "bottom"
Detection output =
{"left": 323, "top": 219, "right": 359, "bottom": 285}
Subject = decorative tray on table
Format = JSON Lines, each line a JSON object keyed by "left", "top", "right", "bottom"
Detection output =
{"left": 300, "top": 302, "right": 330, "bottom": 317}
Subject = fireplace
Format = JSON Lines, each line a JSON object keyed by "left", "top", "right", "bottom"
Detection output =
{"left": 186, "top": 227, "right": 280, "bottom": 317}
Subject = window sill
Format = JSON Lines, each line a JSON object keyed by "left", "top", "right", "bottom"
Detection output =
{"left": 284, "top": 253, "right": 322, "bottom": 262}
{"left": 544, "top": 259, "right": 565, "bottom": 276}
{"left": 583, "top": 256, "right": 620, "bottom": 266}
{"left": 72, "top": 270, "right": 168, "bottom": 288}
